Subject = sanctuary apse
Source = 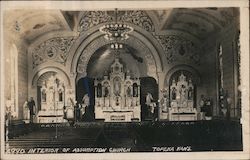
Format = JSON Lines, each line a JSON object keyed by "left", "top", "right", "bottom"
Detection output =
{"left": 3, "top": 8, "right": 241, "bottom": 124}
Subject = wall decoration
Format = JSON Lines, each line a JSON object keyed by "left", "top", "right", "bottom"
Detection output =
{"left": 32, "top": 37, "right": 75, "bottom": 68}
{"left": 78, "top": 10, "right": 154, "bottom": 32}
{"left": 119, "top": 11, "right": 154, "bottom": 32}
{"left": 155, "top": 35, "right": 200, "bottom": 65}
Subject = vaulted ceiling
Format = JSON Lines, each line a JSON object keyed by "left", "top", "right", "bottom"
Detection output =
{"left": 4, "top": 8, "right": 239, "bottom": 49}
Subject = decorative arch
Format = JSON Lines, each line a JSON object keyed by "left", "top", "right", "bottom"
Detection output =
{"left": 164, "top": 65, "right": 201, "bottom": 87}
{"left": 69, "top": 23, "right": 164, "bottom": 83}
{"left": 32, "top": 67, "right": 71, "bottom": 87}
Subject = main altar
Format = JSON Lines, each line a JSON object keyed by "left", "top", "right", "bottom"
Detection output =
{"left": 94, "top": 58, "right": 141, "bottom": 122}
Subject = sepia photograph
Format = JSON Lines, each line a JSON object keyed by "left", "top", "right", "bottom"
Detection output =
{"left": 0, "top": 1, "right": 249, "bottom": 160}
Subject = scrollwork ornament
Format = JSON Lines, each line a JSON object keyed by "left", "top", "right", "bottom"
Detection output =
{"left": 31, "top": 37, "right": 75, "bottom": 68}
{"left": 155, "top": 35, "right": 200, "bottom": 65}
{"left": 78, "top": 10, "right": 154, "bottom": 32}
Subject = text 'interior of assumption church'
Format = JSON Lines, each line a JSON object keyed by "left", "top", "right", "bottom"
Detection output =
{"left": 2, "top": 7, "right": 243, "bottom": 153}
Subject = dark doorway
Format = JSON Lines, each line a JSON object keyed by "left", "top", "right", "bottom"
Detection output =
{"left": 76, "top": 77, "right": 95, "bottom": 121}
{"left": 140, "top": 77, "right": 158, "bottom": 121}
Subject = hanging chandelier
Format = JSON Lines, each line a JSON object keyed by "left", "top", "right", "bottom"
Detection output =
{"left": 99, "top": 8, "right": 133, "bottom": 49}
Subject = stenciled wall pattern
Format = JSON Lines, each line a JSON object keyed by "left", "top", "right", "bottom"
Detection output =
{"left": 78, "top": 10, "right": 155, "bottom": 32}
{"left": 32, "top": 37, "right": 75, "bottom": 68}
{"left": 31, "top": 10, "right": 206, "bottom": 70}
{"left": 155, "top": 35, "right": 201, "bottom": 65}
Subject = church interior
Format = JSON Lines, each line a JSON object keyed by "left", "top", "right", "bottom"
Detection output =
{"left": 3, "top": 7, "right": 242, "bottom": 152}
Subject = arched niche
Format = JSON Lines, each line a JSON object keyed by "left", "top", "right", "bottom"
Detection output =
{"left": 85, "top": 44, "right": 147, "bottom": 79}
{"left": 164, "top": 65, "right": 201, "bottom": 87}
{"left": 75, "top": 35, "right": 160, "bottom": 82}
{"left": 164, "top": 65, "right": 201, "bottom": 110}
{"left": 32, "top": 67, "right": 71, "bottom": 88}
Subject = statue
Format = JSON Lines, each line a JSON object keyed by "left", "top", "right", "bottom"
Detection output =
{"left": 127, "top": 86, "right": 132, "bottom": 97}
{"left": 23, "top": 100, "right": 29, "bottom": 120}
{"left": 114, "top": 78, "right": 121, "bottom": 96}
{"left": 97, "top": 84, "right": 102, "bottom": 97}
{"left": 82, "top": 94, "right": 90, "bottom": 107}
{"left": 41, "top": 90, "right": 46, "bottom": 102}
{"left": 27, "top": 97, "right": 36, "bottom": 123}
{"left": 171, "top": 87, "right": 177, "bottom": 100}
{"left": 104, "top": 86, "right": 109, "bottom": 97}
{"left": 188, "top": 87, "right": 193, "bottom": 100}
{"left": 179, "top": 85, "right": 187, "bottom": 106}
{"left": 133, "top": 84, "right": 138, "bottom": 97}
{"left": 81, "top": 94, "right": 90, "bottom": 118}
{"left": 66, "top": 98, "right": 74, "bottom": 120}
{"left": 146, "top": 92, "right": 153, "bottom": 106}
{"left": 146, "top": 92, "right": 156, "bottom": 114}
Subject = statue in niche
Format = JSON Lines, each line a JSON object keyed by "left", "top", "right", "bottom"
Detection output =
{"left": 59, "top": 90, "right": 63, "bottom": 102}
{"left": 41, "top": 90, "right": 46, "bottom": 102}
{"left": 48, "top": 87, "right": 55, "bottom": 109}
{"left": 188, "top": 87, "right": 193, "bottom": 100}
{"left": 171, "top": 87, "right": 177, "bottom": 100}
{"left": 127, "top": 85, "right": 132, "bottom": 97}
{"left": 41, "top": 81, "right": 46, "bottom": 102}
{"left": 114, "top": 78, "right": 121, "bottom": 96}
{"left": 104, "top": 86, "right": 109, "bottom": 97}
{"left": 97, "top": 84, "right": 102, "bottom": 97}
{"left": 133, "top": 83, "right": 138, "bottom": 97}
{"left": 179, "top": 84, "right": 188, "bottom": 106}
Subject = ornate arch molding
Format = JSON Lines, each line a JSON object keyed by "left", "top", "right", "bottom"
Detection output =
{"left": 74, "top": 34, "right": 159, "bottom": 82}
{"left": 164, "top": 65, "right": 201, "bottom": 87}
{"left": 32, "top": 67, "right": 71, "bottom": 87}
{"left": 69, "top": 23, "right": 164, "bottom": 82}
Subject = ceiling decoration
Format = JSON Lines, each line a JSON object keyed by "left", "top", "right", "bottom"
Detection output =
{"left": 77, "top": 35, "right": 158, "bottom": 80}
{"left": 32, "top": 37, "right": 75, "bottom": 68}
{"left": 4, "top": 10, "right": 71, "bottom": 43}
{"left": 79, "top": 11, "right": 112, "bottom": 32}
{"left": 99, "top": 9, "right": 134, "bottom": 50}
{"left": 118, "top": 11, "right": 154, "bottom": 32}
{"left": 155, "top": 35, "right": 201, "bottom": 65}
{"left": 4, "top": 8, "right": 238, "bottom": 72}
{"left": 166, "top": 12, "right": 217, "bottom": 40}
{"left": 78, "top": 10, "right": 154, "bottom": 33}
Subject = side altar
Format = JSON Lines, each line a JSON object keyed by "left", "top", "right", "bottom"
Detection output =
{"left": 37, "top": 75, "right": 66, "bottom": 123}
{"left": 168, "top": 73, "right": 198, "bottom": 121}
{"left": 94, "top": 58, "right": 141, "bottom": 122}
